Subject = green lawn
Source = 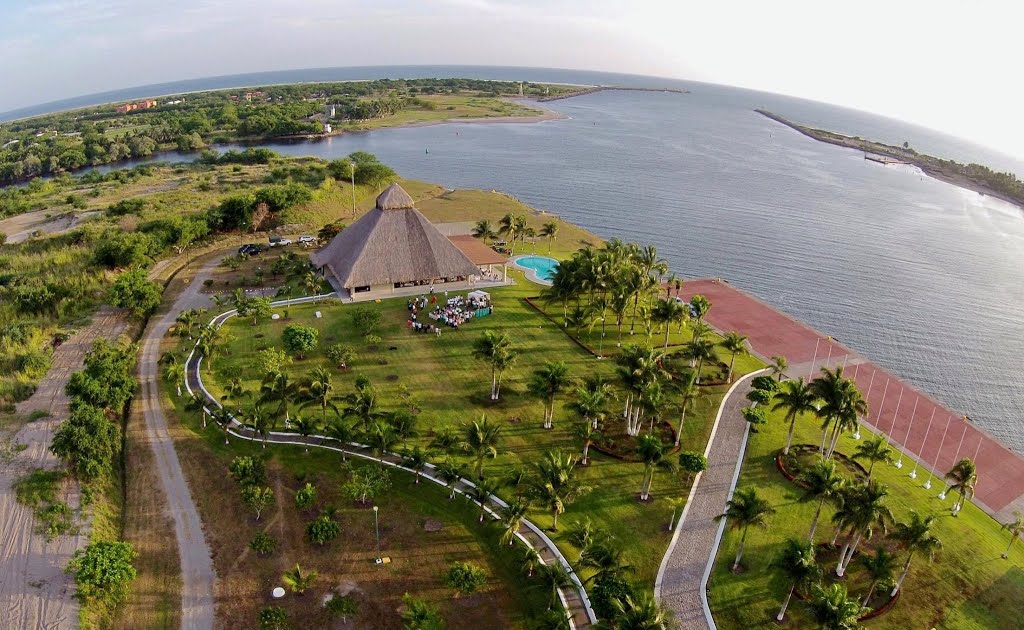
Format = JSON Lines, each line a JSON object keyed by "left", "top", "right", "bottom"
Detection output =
{"left": 707, "top": 404, "right": 1024, "bottom": 629}
{"left": 195, "top": 267, "right": 762, "bottom": 592}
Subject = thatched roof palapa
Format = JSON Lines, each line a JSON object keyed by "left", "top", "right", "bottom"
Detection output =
{"left": 312, "top": 183, "right": 480, "bottom": 289}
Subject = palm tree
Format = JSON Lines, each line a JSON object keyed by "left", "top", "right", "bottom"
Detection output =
{"left": 611, "top": 594, "right": 674, "bottom": 630}
{"left": 772, "top": 377, "right": 819, "bottom": 455}
{"left": 807, "top": 583, "right": 865, "bottom": 630}
{"left": 224, "top": 377, "right": 248, "bottom": 410}
{"left": 666, "top": 497, "right": 687, "bottom": 531}
{"left": 770, "top": 538, "right": 821, "bottom": 621}
{"left": 401, "top": 445, "right": 430, "bottom": 483}
{"left": 635, "top": 433, "right": 674, "bottom": 501}
{"left": 681, "top": 337, "right": 716, "bottom": 384}
{"left": 889, "top": 511, "right": 942, "bottom": 596}
{"left": 810, "top": 367, "right": 867, "bottom": 458}
{"left": 281, "top": 564, "right": 317, "bottom": 595}
{"left": 572, "top": 421, "right": 602, "bottom": 466}
{"left": 498, "top": 498, "right": 530, "bottom": 545}
{"left": 717, "top": 487, "right": 775, "bottom": 571}
{"left": 579, "top": 541, "right": 635, "bottom": 584}
{"left": 498, "top": 213, "right": 523, "bottom": 254}
{"left": 366, "top": 420, "right": 398, "bottom": 462}
{"left": 249, "top": 404, "right": 273, "bottom": 448}
{"left": 651, "top": 298, "right": 687, "bottom": 349}
{"left": 519, "top": 545, "right": 543, "bottom": 578}
{"left": 944, "top": 457, "right": 977, "bottom": 515}
{"left": 568, "top": 378, "right": 612, "bottom": 430}
{"left": 175, "top": 308, "right": 200, "bottom": 340}
{"left": 300, "top": 367, "right": 340, "bottom": 428}
{"left": 260, "top": 371, "right": 298, "bottom": 426}
{"left": 303, "top": 271, "right": 322, "bottom": 302}
{"left": 859, "top": 548, "right": 897, "bottom": 608}
{"left": 472, "top": 219, "right": 497, "bottom": 243}
{"left": 534, "top": 562, "right": 573, "bottom": 611}
{"left": 324, "top": 417, "right": 355, "bottom": 461}
{"left": 341, "top": 376, "right": 384, "bottom": 432}
{"left": 436, "top": 459, "right": 463, "bottom": 500}
{"left": 1002, "top": 510, "right": 1024, "bottom": 559}
{"left": 798, "top": 457, "right": 847, "bottom": 541}
{"left": 211, "top": 407, "right": 234, "bottom": 445}
{"left": 528, "top": 449, "right": 591, "bottom": 531}
{"left": 163, "top": 361, "right": 186, "bottom": 397}
{"left": 197, "top": 324, "right": 226, "bottom": 369}
{"left": 852, "top": 437, "right": 892, "bottom": 485}
{"left": 461, "top": 416, "right": 502, "bottom": 479}
{"left": 472, "top": 330, "right": 518, "bottom": 401}
{"left": 689, "top": 294, "right": 711, "bottom": 332}
{"left": 529, "top": 361, "right": 573, "bottom": 430}
{"left": 720, "top": 332, "right": 749, "bottom": 383}
{"left": 540, "top": 221, "right": 559, "bottom": 253}
{"left": 292, "top": 415, "right": 320, "bottom": 452}
{"left": 770, "top": 355, "right": 789, "bottom": 381}
{"left": 672, "top": 369, "right": 699, "bottom": 447}
{"left": 833, "top": 480, "right": 894, "bottom": 577}
{"left": 564, "top": 517, "right": 601, "bottom": 561}
{"left": 468, "top": 477, "right": 501, "bottom": 523}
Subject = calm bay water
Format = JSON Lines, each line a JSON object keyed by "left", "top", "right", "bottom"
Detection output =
{"left": 13, "top": 67, "right": 1023, "bottom": 448}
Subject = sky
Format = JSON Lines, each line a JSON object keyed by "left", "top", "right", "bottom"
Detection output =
{"left": 1, "top": 0, "right": 1022, "bottom": 158}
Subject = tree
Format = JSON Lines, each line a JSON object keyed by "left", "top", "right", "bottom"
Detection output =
{"left": 528, "top": 449, "right": 591, "bottom": 530}
{"left": 716, "top": 487, "right": 775, "bottom": 571}
{"left": 242, "top": 485, "right": 274, "bottom": 521}
{"left": 461, "top": 416, "right": 502, "bottom": 479}
{"left": 770, "top": 355, "right": 789, "bottom": 381}
{"left": 859, "top": 548, "right": 897, "bottom": 608}
{"left": 301, "top": 367, "right": 340, "bottom": 428}
{"left": 50, "top": 403, "right": 121, "bottom": 484}
{"left": 402, "top": 446, "right": 430, "bottom": 483}
{"left": 249, "top": 404, "right": 273, "bottom": 448}
{"left": 807, "top": 583, "right": 864, "bottom": 630}
{"left": 689, "top": 294, "right": 711, "bottom": 330}
{"left": 325, "top": 417, "right": 355, "bottom": 461}
{"left": 325, "top": 594, "right": 359, "bottom": 623}
{"left": 445, "top": 561, "right": 486, "bottom": 597}
{"left": 852, "top": 437, "right": 892, "bottom": 485}
{"left": 1002, "top": 510, "right": 1024, "bottom": 559}
{"left": 681, "top": 337, "right": 716, "bottom": 384}
{"left": 366, "top": 420, "right": 398, "bottom": 461}
{"left": 573, "top": 421, "right": 602, "bottom": 466}
{"left": 325, "top": 343, "right": 357, "bottom": 370}
{"left": 741, "top": 406, "right": 767, "bottom": 431}
{"left": 833, "top": 480, "right": 895, "bottom": 577}
{"left": 65, "top": 338, "right": 137, "bottom": 411}
{"left": 281, "top": 563, "right": 317, "bottom": 594}
{"left": 250, "top": 531, "right": 276, "bottom": 556}
{"left": 944, "top": 457, "right": 977, "bottom": 515}
{"left": 678, "top": 451, "right": 707, "bottom": 483}
{"left": 282, "top": 324, "right": 318, "bottom": 358}
{"left": 472, "top": 330, "right": 517, "bottom": 400}
{"left": 651, "top": 298, "right": 687, "bottom": 349}
{"left": 245, "top": 297, "right": 272, "bottom": 326}
{"left": 350, "top": 306, "right": 383, "bottom": 336}
{"left": 343, "top": 464, "right": 392, "bottom": 505}
{"left": 772, "top": 377, "right": 819, "bottom": 455}
{"left": 258, "top": 605, "right": 288, "bottom": 630}
{"left": 798, "top": 457, "right": 846, "bottom": 541}
{"left": 341, "top": 376, "right": 383, "bottom": 432}
{"left": 810, "top": 367, "right": 867, "bottom": 458}
{"left": 295, "top": 482, "right": 317, "bottom": 510}
{"left": 229, "top": 456, "right": 266, "bottom": 486}
{"left": 540, "top": 221, "right": 559, "bottom": 252}
{"left": 65, "top": 541, "right": 137, "bottom": 606}
{"left": 635, "top": 433, "right": 674, "bottom": 501}
{"left": 468, "top": 477, "right": 501, "bottom": 522}
{"left": 591, "top": 574, "right": 634, "bottom": 621}
{"left": 529, "top": 361, "right": 572, "bottom": 429}
{"left": 303, "top": 271, "right": 323, "bottom": 302}
{"left": 889, "top": 510, "right": 941, "bottom": 595}
{"left": 499, "top": 498, "right": 530, "bottom": 545}
{"left": 770, "top": 538, "right": 821, "bottom": 621}
{"left": 534, "top": 562, "right": 572, "bottom": 610}
{"left": 109, "top": 267, "right": 163, "bottom": 318}
{"left": 306, "top": 508, "right": 341, "bottom": 546}
{"left": 472, "top": 219, "right": 497, "bottom": 243}
{"left": 293, "top": 415, "right": 320, "bottom": 452}
{"left": 261, "top": 371, "right": 298, "bottom": 425}
{"left": 720, "top": 332, "right": 749, "bottom": 383}
{"left": 400, "top": 593, "right": 444, "bottom": 630}
{"left": 611, "top": 594, "right": 674, "bottom": 630}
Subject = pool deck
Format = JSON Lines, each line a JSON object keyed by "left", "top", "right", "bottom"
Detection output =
{"left": 675, "top": 278, "right": 1024, "bottom": 521}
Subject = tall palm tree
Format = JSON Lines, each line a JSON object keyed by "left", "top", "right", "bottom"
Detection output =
{"left": 529, "top": 361, "right": 573, "bottom": 430}
{"left": 573, "top": 421, "right": 602, "bottom": 466}
{"left": 325, "top": 417, "right": 355, "bottom": 461}
{"left": 498, "top": 498, "right": 530, "bottom": 545}
{"left": 472, "top": 330, "right": 518, "bottom": 401}
{"left": 579, "top": 541, "right": 635, "bottom": 584}
{"left": 944, "top": 457, "right": 978, "bottom": 515}
{"left": 461, "top": 416, "right": 502, "bottom": 479}
{"left": 163, "top": 361, "right": 186, "bottom": 397}
{"left": 651, "top": 298, "right": 687, "bottom": 349}
{"left": 260, "top": 370, "right": 298, "bottom": 426}
{"left": 771, "top": 377, "right": 819, "bottom": 455}
{"left": 211, "top": 406, "right": 234, "bottom": 445}
{"left": 717, "top": 487, "right": 776, "bottom": 571}
{"left": 436, "top": 459, "right": 463, "bottom": 500}
{"left": 671, "top": 369, "right": 700, "bottom": 447}
{"left": 197, "top": 324, "right": 225, "bottom": 369}
{"left": 807, "top": 583, "right": 865, "bottom": 630}
{"left": 564, "top": 517, "right": 601, "bottom": 561}
{"left": 300, "top": 367, "right": 340, "bottom": 428}
{"left": 859, "top": 548, "right": 897, "bottom": 608}
{"left": 519, "top": 545, "right": 543, "bottom": 578}
{"left": 810, "top": 367, "right": 866, "bottom": 458}
{"left": 292, "top": 415, "right": 320, "bottom": 452}
{"left": 472, "top": 219, "right": 497, "bottom": 243}
{"left": 366, "top": 420, "right": 398, "bottom": 462}
{"left": 889, "top": 511, "right": 942, "bottom": 596}
{"left": 341, "top": 376, "right": 383, "bottom": 432}
{"left": 681, "top": 337, "right": 716, "bottom": 385}
{"left": 249, "top": 404, "right": 273, "bottom": 448}
{"left": 528, "top": 449, "right": 591, "bottom": 531}
{"left": 401, "top": 445, "right": 430, "bottom": 483}
{"left": 281, "top": 563, "right": 317, "bottom": 595}
{"left": 770, "top": 355, "right": 789, "bottom": 381}
{"left": 852, "top": 437, "right": 892, "bottom": 485}
{"left": 798, "top": 457, "right": 847, "bottom": 541}
{"left": 834, "top": 480, "right": 895, "bottom": 577}
{"left": 635, "top": 433, "right": 674, "bottom": 501}
{"left": 611, "top": 593, "right": 674, "bottom": 630}
{"left": 224, "top": 377, "right": 248, "bottom": 411}
{"left": 175, "top": 308, "right": 200, "bottom": 340}
{"left": 468, "top": 477, "right": 501, "bottom": 522}
{"left": 569, "top": 378, "right": 612, "bottom": 430}
{"left": 770, "top": 538, "right": 821, "bottom": 622}
{"left": 540, "top": 221, "right": 559, "bottom": 253}
{"left": 534, "top": 562, "right": 573, "bottom": 611}
{"left": 720, "top": 332, "right": 749, "bottom": 383}
{"left": 1002, "top": 510, "right": 1024, "bottom": 559}
{"left": 689, "top": 294, "right": 711, "bottom": 332}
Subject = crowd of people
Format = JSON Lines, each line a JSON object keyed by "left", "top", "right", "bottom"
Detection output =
{"left": 406, "top": 291, "right": 492, "bottom": 334}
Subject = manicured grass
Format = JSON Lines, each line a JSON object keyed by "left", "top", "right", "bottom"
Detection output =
{"left": 707, "top": 404, "right": 1024, "bottom": 629}
{"left": 198, "top": 266, "right": 762, "bottom": 592}
{"left": 341, "top": 95, "right": 545, "bottom": 132}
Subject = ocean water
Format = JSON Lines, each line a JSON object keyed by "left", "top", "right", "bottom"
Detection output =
{"left": 7, "top": 67, "right": 1023, "bottom": 448}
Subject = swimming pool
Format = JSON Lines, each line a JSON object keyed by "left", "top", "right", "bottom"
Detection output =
{"left": 514, "top": 255, "right": 559, "bottom": 283}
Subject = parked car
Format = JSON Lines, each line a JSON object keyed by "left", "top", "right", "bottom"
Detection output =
{"left": 269, "top": 236, "right": 293, "bottom": 247}
{"left": 238, "top": 244, "right": 262, "bottom": 256}
{"left": 298, "top": 235, "right": 316, "bottom": 244}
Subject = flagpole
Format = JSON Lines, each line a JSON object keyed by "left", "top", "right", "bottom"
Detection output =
{"left": 808, "top": 338, "right": 820, "bottom": 380}
{"left": 924, "top": 414, "right": 953, "bottom": 490}
{"left": 894, "top": 395, "right": 919, "bottom": 469}
{"left": 939, "top": 419, "right": 969, "bottom": 500}
{"left": 884, "top": 387, "right": 904, "bottom": 448}
{"left": 909, "top": 409, "right": 935, "bottom": 480}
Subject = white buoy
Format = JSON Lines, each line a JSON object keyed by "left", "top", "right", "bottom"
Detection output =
{"left": 272, "top": 587, "right": 285, "bottom": 598}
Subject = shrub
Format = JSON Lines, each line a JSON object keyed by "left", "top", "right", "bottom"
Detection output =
{"left": 305, "top": 508, "right": 341, "bottom": 546}
{"left": 295, "top": 482, "right": 317, "bottom": 510}
{"left": 50, "top": 404, "right": 120, "bottom": 483}
{"left": 678, "top": 451, "right": 708, "bottom": 478}
{"left": 258, "top": 605, "right": 288, "bottom": 630}
{"left": 342, "top": 465, "right": 391, "bottom": 505}
{"left": 325, "top": 343, "right": 356, "bottom": 370}
{"left": 746, "top": 388, "right": 774, "bottom": 405}
{"left": 250, "top": 531, "right": 277, "bottom": 557}
{"left": 741, "top": 406, "right": 767, "bottom": 429}
{"left": 257, "top": 347, "right": 291, "bottom": 375}
{"left": 445, "top": 561, "right": 486, "bottom": 597}
{"left": 229, "top": 456, "right": 266, "bottom": 486}
{"left": 350, "top": 306, "right": 382, "bottom": 336}
{"left": 591, "top": 574, "right": 634, "bottom": 620}
{"left": 324, "top": 594, "right": 359, "bottom": 621}
{"left": 65, "top": 541, "right": 137, "bottom": 606}
{"left": 750, "top": 375, "right": 780, "bottom": 393}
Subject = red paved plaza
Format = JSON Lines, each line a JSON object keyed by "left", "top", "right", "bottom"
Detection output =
{"left": 677, "top": 278, "right": 1024, "bottom": 517}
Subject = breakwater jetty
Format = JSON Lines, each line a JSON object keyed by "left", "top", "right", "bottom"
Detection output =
{"left": 538, "top": 85, "right": 688, "bottom": 102}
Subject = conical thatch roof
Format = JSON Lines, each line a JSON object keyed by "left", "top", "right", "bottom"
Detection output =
{"left": 311, "top": 184, "right": 480, "bottom": 290}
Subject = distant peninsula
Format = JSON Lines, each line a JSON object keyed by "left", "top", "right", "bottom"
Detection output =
{"left": 757, "top": 109, "right": 1024, "bottom": 210}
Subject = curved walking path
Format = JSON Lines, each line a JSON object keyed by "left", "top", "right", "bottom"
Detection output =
{"left": 138, "top": 258, "right": 221, "bottom": 630}
{"left": 654, "top": 369, "right": 770, "bottom": 629}
{"left": 182, "top": 296, "right": 597, "bottom": 628}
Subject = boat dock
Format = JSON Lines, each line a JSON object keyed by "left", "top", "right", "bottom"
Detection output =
{"left": 864, "top": 152, "right": 909, "bottom": 165}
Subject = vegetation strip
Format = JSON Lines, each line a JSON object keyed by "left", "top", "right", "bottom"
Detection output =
{"left": 183, "top": 294, "right": 598, "bottom": 626}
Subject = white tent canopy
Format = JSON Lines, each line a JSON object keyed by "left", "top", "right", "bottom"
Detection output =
{"left": 467, "top": 290, "right": 490, "bottom": 302}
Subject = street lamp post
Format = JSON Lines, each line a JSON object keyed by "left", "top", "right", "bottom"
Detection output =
{"left": 373, "top": 505, "right": 382, "bottom": 564}
{"left": 350, "top": 162, "right": 357, "bottom": 217}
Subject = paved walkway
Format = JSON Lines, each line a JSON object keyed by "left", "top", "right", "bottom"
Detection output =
{"left": 138, "top": 258, "right": 220, "bottom": 630}
{"left": 183, "top": 296, "right": 597, "bottom": 628}
{"left": 655, "top": 371, "right": 765, "bottom": 629}
{"left": 677, "top": 279, "right": 1024, "bottom": 520}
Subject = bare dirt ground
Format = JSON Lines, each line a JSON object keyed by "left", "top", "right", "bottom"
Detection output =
{"left": 0, "top": 209, "right": 100, "bottom": 244}
{"left": 0, "top": 308, "right": 130, "bottom": 629}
